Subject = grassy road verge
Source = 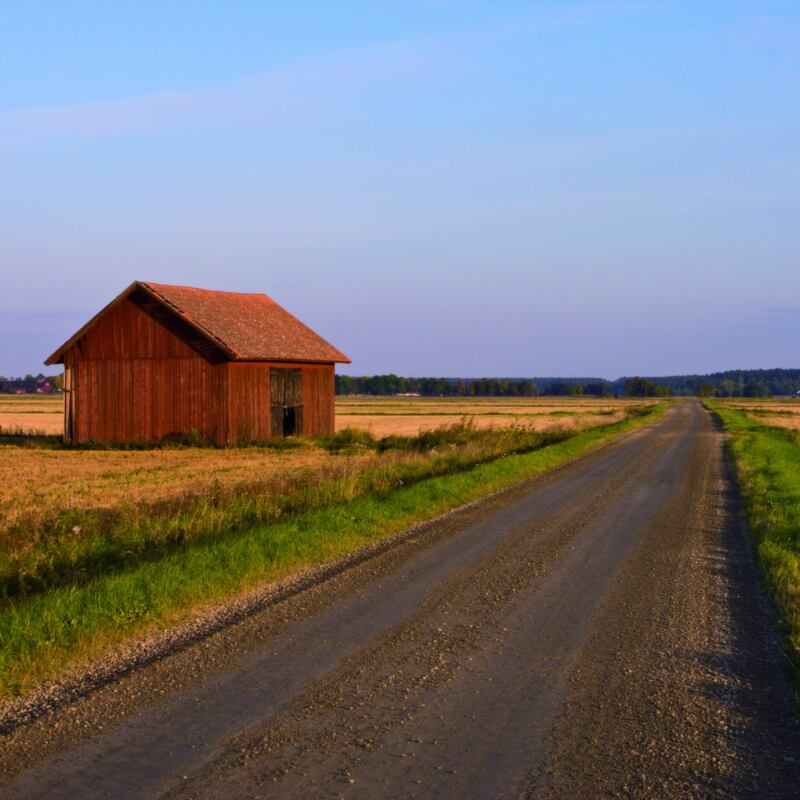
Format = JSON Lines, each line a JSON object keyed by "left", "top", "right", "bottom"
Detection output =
{"left": 0, "top": 404, "right": 667, "bottom": 699}
{"left": 706, "top": 401, "right": 800, "bottom": 680}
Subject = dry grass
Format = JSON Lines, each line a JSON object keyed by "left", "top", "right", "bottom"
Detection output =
{"left": 335, "top": 396, "right": 649, "bottom": 436}
{"left": 0, "top": 396, "right": 641, "bottom": 538}
{"left": 0, "top": 415, "right": 62, "bottom": 435}
{"left": 339, "top": 411, "right": 626, "bottom": 437}
{"left": 336, "top": 396, "right": 654, "bottom": 413}
{"left": 0, "top": 445, "right": 368, "bottom": 533}
{"left": 721, "top": 399, "right": 800, "bottom": 412}
{"left": 0, "top": 395, "right": 62, "bottom": 435}
{"left": 715, "top": 398, "right": 800, "bottom": 432}
{"left": 1, "top": 420, "right": 588, "bottom": 605}
{"left": 757, "top": 416, "right": 800, "bottom": 431}
{"left": 0, "top": 394, "right": 650, "bottom": 439}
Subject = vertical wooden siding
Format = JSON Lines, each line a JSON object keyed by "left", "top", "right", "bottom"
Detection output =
{"left": 74, "top": 297, "right": 199, "bottom": 359}
{"left": 68, "top": 299, "right": 226, "bottom": 444}
{"left": 66, "top": 298, "right": 336, "bottom": 444}
{"left": 70, "top": 357, "right": 229, "bottom": 443}
{"left": 227, "top": 363, "right": 271, "bottom": 442}
{"left": 226, "top": 362, "right": 335, "bottom": 441}
{"left": 302, "top": 364, "right": 335, "bottom": 435}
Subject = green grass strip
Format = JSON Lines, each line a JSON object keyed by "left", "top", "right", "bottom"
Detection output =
{"left": 705, "top": 401, "right": 800, "bottom": 683}
{"left": 0, "top": 404, "right": 667, "bottom": 699}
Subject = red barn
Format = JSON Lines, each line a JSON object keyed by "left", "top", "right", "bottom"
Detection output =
{"left": 45, "top": 281, "right": 350, "bottom": 444}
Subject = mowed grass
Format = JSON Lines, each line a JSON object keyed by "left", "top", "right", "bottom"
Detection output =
{"left": 707, "top": 401, "right": 800, "bottom": 678}
{"left": 0, "top": 403, "right": 667, "bottom": 699}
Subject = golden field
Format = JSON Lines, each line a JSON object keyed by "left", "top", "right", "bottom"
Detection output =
{"left": 0, "top": 394, "right": 648, "bottom": 538}
{"left": 0, "top": 444, "right": 371, "bottom": 534}
{"left": 334, "top": 396, "right": 655, "bottom": 437}
{"left": 0, "top": 395, "right": 63, "bottom": 435}
{"left": 716, "top": 398, "right": 800, "bottom": 431}
{"left": 0, "top": 394, "right": 658, "bottom": 439}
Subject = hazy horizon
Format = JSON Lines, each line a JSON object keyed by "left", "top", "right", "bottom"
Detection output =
{"left": 2, "top": 2, "right": 798, "bottom": 377}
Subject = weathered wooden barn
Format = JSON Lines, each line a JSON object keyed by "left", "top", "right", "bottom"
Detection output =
{"left": 45, "top": 281, "right": 350, "bottom": 444}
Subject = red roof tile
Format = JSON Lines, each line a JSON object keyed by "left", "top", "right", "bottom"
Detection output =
{"left": 45, "top": 281, "right": 350, "bottom": 365}
{"left": 143, "top": 282, "right": 350, "bottom": 363}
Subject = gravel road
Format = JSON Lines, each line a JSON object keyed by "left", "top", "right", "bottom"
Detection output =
{"left": 2, "top": 401, "right": 799, "bottom": 799}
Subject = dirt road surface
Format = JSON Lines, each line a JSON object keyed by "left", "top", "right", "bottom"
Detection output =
{"left": 2, "top": 401, "right": 799, "bottom": 799}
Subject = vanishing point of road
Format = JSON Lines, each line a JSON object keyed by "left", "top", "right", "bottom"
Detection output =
{"left": 2, "top": 401, "right": 799, "bottom": 799}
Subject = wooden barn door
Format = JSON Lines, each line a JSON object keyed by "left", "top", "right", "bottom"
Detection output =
{"left": 269, "top": 369, "right": 284, "bottom": 437}
{"left": 270, "top": 368, "right": 303, "bottom": 437}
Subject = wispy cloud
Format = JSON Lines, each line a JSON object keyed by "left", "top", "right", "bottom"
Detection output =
{"left": 0, "top": 40, "right": 455, "bottom": 145}
{"left": 0, "top": 2, "right": 621, "bottom": 146}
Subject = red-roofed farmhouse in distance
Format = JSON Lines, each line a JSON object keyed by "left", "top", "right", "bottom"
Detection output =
{"left": 45, "top": 281, "right": 351, "bottom": 444}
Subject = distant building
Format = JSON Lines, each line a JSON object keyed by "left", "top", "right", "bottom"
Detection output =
{"left": 45, "top": 281, "right": 350, "bottom": 444}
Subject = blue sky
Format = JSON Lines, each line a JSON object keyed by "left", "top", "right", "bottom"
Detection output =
{"left": 1, "top": 1, "right": 798, "bottom": 378}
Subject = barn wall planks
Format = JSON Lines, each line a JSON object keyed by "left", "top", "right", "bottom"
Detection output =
{"left": 227, "top": 363, "right": 271, "bottom": 442}
{"left": 63, "top": 297, "right": 337, "bottom": 444}
{"left": 226, "top": 362, "right": 335, "bottom": 441}
{"left": 74, "top": 298, "right": 199, "bottom": 360}
{"left": 302, "top": 364, "right": 335, "bottom": 435}
{"left": 69, "top": 357, "right": 223, "bottom": 443}
{"left": 64, "top": 298, "right": 221, "bottom": 444}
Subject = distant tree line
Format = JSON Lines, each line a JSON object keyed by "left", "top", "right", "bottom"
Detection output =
{"left": 0, "top": 373, "right": 62, "bottom": 394}
{"left": 3, "top": 368, "right": 795, "bottom": 398}
{"left": 620, "top": 377, "right": 673, "bottom": 397}
{"left": 337, "top": 375, "right": 629, "bottom": 397}
{"left": 627, "top": 368, "right": 800, "bottom": 398}
{"left": 335, "top": 375, "right": 542, "bottom": 397}
{"left": 337, "top": 369, "right": 800, "bottom": 398}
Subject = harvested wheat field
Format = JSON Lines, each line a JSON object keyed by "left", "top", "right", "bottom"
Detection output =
{"left": 758, "top": 415, "right": 800, "bottom": 430}
{"left": 0, "top": 396, "right": 643, "bottom": 540}
{"left": 0, "top": 394, "right": 655, "bottom": 440}
{"left": 335, "top": 396, "right": 655, "bottom": 437}
{"left": 716, "top": 398, "right": 800, "bottom": 431}
{"left": 0, "top": 445, "right": 368, "bottom": 534}
{"left": 0, "top": 395, "right": 62, "bottom": 435}
{"left": 336, "top": 412, "right": 625, "bottom": 437}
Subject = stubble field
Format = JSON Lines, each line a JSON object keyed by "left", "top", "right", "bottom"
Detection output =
{"left": 0, "top": 396, "right": 63, "bottom": 436}
{"left": 0, "top": 395, "right": 655, "bottom": 534}
{"left": 0, "top": 394, "right": 659, "bottom": 438}
{"left": 716, "top": 398, "right": 800, "bottom": 431}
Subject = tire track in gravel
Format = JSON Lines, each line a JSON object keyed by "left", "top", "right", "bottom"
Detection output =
{"left": 526, "top": 412, "right": 800, "bottom": 799}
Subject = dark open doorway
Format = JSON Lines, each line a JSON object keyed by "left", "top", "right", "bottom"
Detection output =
{"left": 270, "top": 368, "right": 304, "bottom": 437}
{"left": 283, "top": 405, "right": 297, "bottom": 436}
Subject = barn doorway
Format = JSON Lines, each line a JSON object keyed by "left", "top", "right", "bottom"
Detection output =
{"left": 270, "top": 368, "right": 303, "bottom": 437}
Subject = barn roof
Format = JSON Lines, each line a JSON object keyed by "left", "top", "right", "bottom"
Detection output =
{"left": 45, "top": 281, "right": 351, "bottom": 365}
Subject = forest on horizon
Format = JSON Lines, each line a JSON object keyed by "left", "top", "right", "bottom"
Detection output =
{"left": 3, "top": 369, "right": 798, "bottom": 398}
